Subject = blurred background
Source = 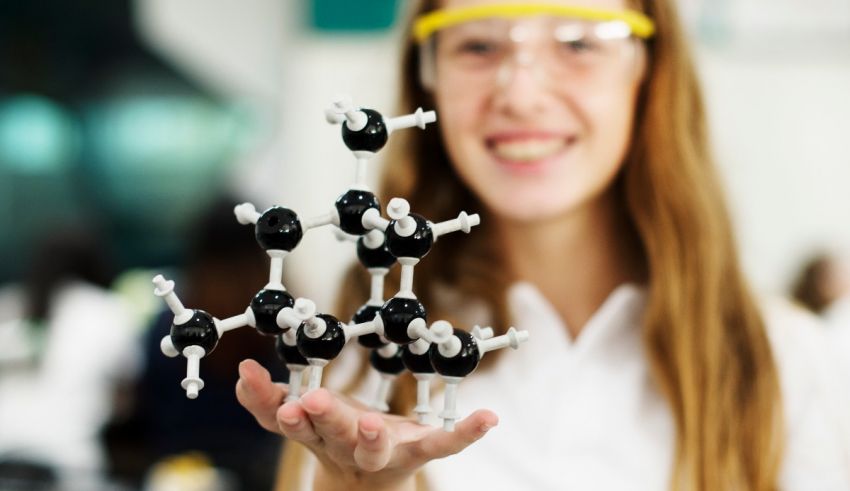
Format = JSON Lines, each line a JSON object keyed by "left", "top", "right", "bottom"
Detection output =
{"left": 0, "top": 0, "right": 848, "bottom": 490}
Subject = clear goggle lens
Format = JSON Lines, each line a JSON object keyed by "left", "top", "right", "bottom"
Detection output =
{"left": 418, "top": 16, "right": 646, "bottom": 91}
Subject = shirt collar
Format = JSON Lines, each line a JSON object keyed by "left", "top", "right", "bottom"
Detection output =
{"left": 507, "top": 281, "right": 648, "bottom": 359}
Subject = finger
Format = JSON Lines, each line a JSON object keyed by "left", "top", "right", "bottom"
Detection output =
{"left": 353, "top": 412, "right": 391, "bottom": 472}
{"left": 299, "top": 388, "right": 359, "bottom": 443}
{"left": 407, "top": 410, "right": 498, "bottom": 462}
{"left": 277, "top": 400, "right": 322, "bottom": 449}
{"left": 235, "top": 359, "right": 287, "bottom": 433}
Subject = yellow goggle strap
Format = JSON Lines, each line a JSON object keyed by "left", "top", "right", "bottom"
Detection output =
{"left": 413, "top": 3, "right": 656, "bottom": 43}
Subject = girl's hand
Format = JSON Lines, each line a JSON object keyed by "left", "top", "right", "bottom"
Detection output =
{"left": 235, "top": 359, "right": 498, "bottom": 491}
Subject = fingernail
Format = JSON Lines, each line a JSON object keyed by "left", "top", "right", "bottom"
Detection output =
{"left": 361, "top": 429, "right": 378, "bottom": 441}
{"left": 479, "top": 423, "right": 494, "bottom": 432}
{"left": 281, "top": 416, "right": 300, "bottom": 426}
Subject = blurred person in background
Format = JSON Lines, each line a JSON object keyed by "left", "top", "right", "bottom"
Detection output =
{"left": 236, "top": 0, "right": 850, "bottom": 490}
{"left": 791, "top": 251, "right": 850, "bottom": 322}
{"left": 104, "top": 197, "right": 289, "bottom": 491}
{"left": 0, "top": 225, "right": 138, "bottom": 488}
{"left": 791, "top": 251, "right": 850, "bottom": 393}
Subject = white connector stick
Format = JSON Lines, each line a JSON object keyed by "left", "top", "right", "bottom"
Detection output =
{"left": 361, "top": 208, "right": 389, "bottom": 232}
{"left": 303, "top": 316, "right": 328, "bottom": 339}
{"left": 387, "top": 198, "right": 410, "bottom": 218}
{"left": 370, "top": 343, "right": 401, "bottom": 412}
{"left": 354, "top": 156, "right": 370, "bottom": 188}
{"left": 409, "top": 336, "right": 431, "bottom": 354}
{"left": 343, "top": 319, "right": 378, "bottom": 342}
{"left": 181, "top": 345, "right": 206, "bottom": 399}
{"left": 281, "top": 329, "right": 305, "bottom": 402}
{"left": 294, "top": 298, "right": 317, "bottom": 320}
{"left": 397, "top": 258, "right": 419, "bottom": 299}
{"left": 363, "top": 229, "right": 385, "bottom": 249}
{"left": 325, "top": 95, "right": 367, "bottom": 131}
{"left": 307, "top": 359, "right": 328, "bottom": 391}
{"left": 387, "top": 198, "right": 416, "bottom": 237}
{"left": 407, "top": 318, "right": 432, "bottom": 343}
{"left": 407, "top": 337, "right": 434, "bottom": 423}
{"left": 384, "top": 107, "right": 437, "bottom": 133}
{"left": 413, "top": 372, "right": 434, "bottom": 423}
{"left": 152, "top": 275, "right": 192, "bottom": 325}
{"left": 324, "top": 97, "right": 347, "bottom": 124}
{"left": 345, "top": 111, "right": 368, "bottom": 131}
{"left": 369, "top": 268, "right": 388, "bottom": 305}
{"left": 431, "top": 211, "right": 481, "bottom": 239}
{"left": 234, "top": 202, "right": 261, "bottom": 225}
{"left": 160, "top": 335, "right": 179, "bottom": 358}
{"left": 276, "top": 308, "right": 300, "bottom": 331}
{"left": 394, "top": 218, "right": 417, "bottom": 237}
{"left": 215, "top": 312, "right": 250, "bottom": 335}
{"left": 265, "top": 251, "right": 287, "bottom": 290}
{"left": 277, "top": 297, "right": 317, "bottom": 331}
{"left": 476, "top": 327, "right": 530, "bottom": 355}
{"left": 286, "top": 365, "right": 306, "bottom": 403}
{"left": 430, "top": 320, "right": 462, "bottom": 358}
{"left": 440, "top": 376, "right": 462, "bottom": 431}
{"left": 471, "top": 325, "right": 495, "bottom": 340}
{"left": 302, "top": 211, "right": 338, "bottom": 230}
{"left": 372, "top": 373, "right": 395, "bottom": 413}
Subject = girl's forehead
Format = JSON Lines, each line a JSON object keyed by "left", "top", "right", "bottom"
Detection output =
{"left": 439, "top": 0, "right": 632, "bottom": 12}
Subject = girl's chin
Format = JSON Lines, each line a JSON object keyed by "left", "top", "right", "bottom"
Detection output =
{"left": 485, "top": 196, "right": 580, "bottom": 224}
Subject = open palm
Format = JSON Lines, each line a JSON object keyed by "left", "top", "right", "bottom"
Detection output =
{"left": 235, "top": 359, "right": 498, "bottom": 490}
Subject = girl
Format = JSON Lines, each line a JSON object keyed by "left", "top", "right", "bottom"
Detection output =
{"left": 237, "top": 0, "right": 850, "bottom": 489}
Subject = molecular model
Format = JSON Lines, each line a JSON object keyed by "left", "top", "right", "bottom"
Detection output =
{"left": 152, "top": 95, "right": 530, "bottom": 431}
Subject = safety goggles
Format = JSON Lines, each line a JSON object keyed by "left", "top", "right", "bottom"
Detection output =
{"left": 413, "top": 3, "right": 656, "bottom": 91}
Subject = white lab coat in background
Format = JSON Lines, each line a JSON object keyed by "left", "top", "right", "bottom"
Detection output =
{"left": 0, "top": 281, "right": 140, "bottom": 476}
{"left": 824, "top": 295, "right": 850, "bottom": 405}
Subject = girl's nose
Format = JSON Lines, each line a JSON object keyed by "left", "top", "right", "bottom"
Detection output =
{"left": 495, "top": 48, "right": 549, "bottom": 89}
{"left": 491, "top": 50, "right": 551, "bottom": 117}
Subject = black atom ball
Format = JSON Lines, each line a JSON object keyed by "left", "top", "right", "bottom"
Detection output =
{"left": 171, "top": 309, "right": 219, "bottom": 354}
{"left": 341, "top": 108, "right": 388, "bottom": 153}
{"left": 296, "top": 314, "right": 346, "bottom": 361}
{"left": 255, "top": 207, "right": 303, "bottom": 251}
{"left": 335, "top": 189, "right": 380, "bottom": 236}
{"left": 251, "top": 289, "right": 294, "bottom": 336}
{"left": 353, "top": 304, "right": 385, "bottom": 348}
{"left": 379, "top": 297, "right": 426, "bottom": 345}
{"left": 370, "top": 348, "right": 405, "bottom": 375}
{"left": 402, "top": 346, "right": 435, "bottom": 374}
{"left": 356, "top": 235, "right": 396, "bottom": 269}
{"left": 275, "top": 335, "right": 308, "bottom": 366}
{"left": 385, "top": 214, "right": 433, "bottom": 260}
{"left": 429, "top": 329, "right": 480, "bottom": 378}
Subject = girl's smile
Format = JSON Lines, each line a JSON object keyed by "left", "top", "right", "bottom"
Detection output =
{"left": 485, "top": 131, "right": 577, "bottom": 170}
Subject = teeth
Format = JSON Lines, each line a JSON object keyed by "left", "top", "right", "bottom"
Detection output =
{"left": 491, "top": 139, "right": 566, "bottom": 162}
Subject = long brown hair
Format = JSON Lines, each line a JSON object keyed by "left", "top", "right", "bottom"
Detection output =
{"left": 281, "top": 1, "right": 784, "bottom": 489}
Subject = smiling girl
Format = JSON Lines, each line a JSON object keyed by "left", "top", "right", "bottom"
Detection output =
{"left": 236, "top": 1, "right": 850, "bottom": 490}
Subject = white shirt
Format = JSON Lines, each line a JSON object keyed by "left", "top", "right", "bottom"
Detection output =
{"left": 303, "top": 283, "right": 850, "bottom": 490}
{"left": 426, "top": 283, "right": 672, "bottom": 490}
{"left": 425, "top": 283, "right": 850, "bottom": 490}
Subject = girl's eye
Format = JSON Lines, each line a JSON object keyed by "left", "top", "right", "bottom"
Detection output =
{"left": 560, "top": 39, "right": 597, "bottom": 53}
{"left": 456, "top": 39, "right": 499, "bottom": 56}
